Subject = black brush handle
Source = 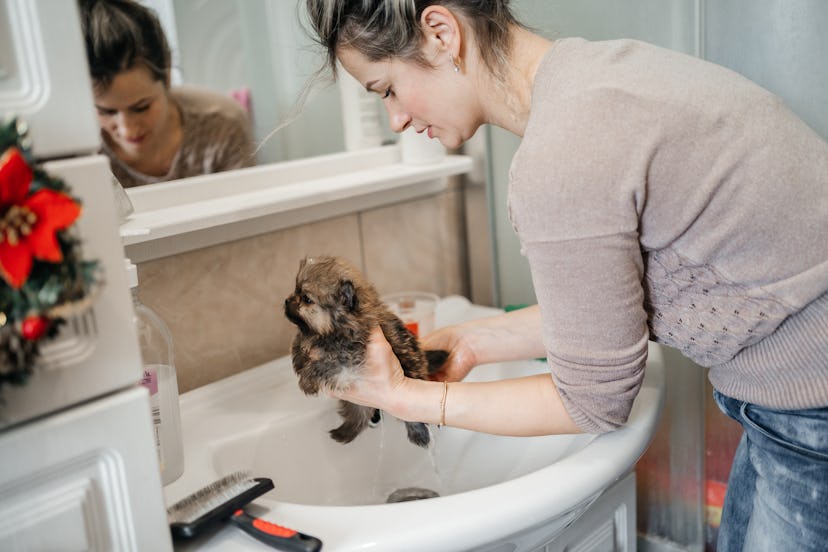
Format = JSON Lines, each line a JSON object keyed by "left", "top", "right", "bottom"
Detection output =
{"left": 230, "top": 509, "right": 323, "bottom": 551}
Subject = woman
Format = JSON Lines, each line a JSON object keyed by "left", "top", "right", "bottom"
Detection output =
{"left": 80, "top": 0, "right": 255, "bottom": 188}
{"left": 304, "top": 1, "right": 827, "bottom": 551}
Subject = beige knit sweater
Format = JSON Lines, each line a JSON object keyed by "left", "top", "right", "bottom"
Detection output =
{"left": 509, "top": 38, "right": 828, "bottom": 433}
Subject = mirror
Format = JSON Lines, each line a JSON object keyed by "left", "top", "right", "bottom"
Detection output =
{"left": 140, "top": 0, "right": 395, "bottom": 170}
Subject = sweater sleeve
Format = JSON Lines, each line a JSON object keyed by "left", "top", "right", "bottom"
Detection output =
{"left": 507, "top": 89, "right": 654, "bottom": 433}
{"left": 519, "top": 233, "right": 650, "bottom": 433}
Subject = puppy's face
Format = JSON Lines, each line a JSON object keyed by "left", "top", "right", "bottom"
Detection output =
{"left": 284, "top": 257, "right": 358, "bottom": 336}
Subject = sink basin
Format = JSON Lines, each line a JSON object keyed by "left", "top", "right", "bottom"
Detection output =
{"left": 167, "top": 296, "right": 666, "bottom": 551}
{"left": 210, "top": 363, "right": 594, "bottom": 508}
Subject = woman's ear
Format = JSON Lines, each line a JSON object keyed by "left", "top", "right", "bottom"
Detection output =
{"left": 419, "top": 5, "right": 462, "bottom": 61}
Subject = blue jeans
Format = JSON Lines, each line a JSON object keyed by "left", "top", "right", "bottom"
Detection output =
{"left": 713, "top": 390, "right": 828, "bottom": 552}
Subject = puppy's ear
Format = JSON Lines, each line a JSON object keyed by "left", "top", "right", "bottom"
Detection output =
{"left": 339, "top": 279, "right": 358, "bottom": 311}
{"left": 298, "top": 256, "right": 308, "bottom": 270}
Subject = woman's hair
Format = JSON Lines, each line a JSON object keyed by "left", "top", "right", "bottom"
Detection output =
{"left": 79, "top": 0, "right": 172, "bottom": 90}
{"left": 304, "top": 0, "right": 523, "bottom": 80}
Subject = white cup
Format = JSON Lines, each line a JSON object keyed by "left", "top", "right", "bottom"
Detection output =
{"left": 400, "top": 127, "right": 445, "bottom": 165}
{"left": 382, "top": 291, "right": 439, "bottom": 337}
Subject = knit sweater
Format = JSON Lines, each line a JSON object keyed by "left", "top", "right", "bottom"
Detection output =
{"left": 103, "top": 86, "right": 255, "bottom": 188}
{"left": 508, "top": 38, "right": 828, "bottom": 433}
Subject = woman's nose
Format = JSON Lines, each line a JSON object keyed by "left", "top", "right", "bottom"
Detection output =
{"left": 115, "top": 112, "right": 140, "bottom": 137}
{"left": 386, "top": 104, "right": 412, "bottom": 134}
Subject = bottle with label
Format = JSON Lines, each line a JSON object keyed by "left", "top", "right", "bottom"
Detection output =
{"left": 126, "top": 260, "right": 184, "bottom": 485}
{"left": 337, "top": 65, "right": 383, "bottom": 151}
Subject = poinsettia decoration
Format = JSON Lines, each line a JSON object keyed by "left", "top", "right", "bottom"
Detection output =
{"left": 0, "top": 147, "right": 82, "bottom": 288}
{"left": 0, "top": 118, "right": 100, "bottom": 390}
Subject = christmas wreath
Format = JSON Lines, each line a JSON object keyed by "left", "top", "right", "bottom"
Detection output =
{"left": 0, "top": 118, "right": 100, "bottom": 390}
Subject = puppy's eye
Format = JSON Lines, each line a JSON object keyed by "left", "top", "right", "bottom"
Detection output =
{"left": 301, "top": 294, "right": 313, "bottom": 305}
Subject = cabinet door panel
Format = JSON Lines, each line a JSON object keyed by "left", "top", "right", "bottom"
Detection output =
{"left": 0, "top": 387, "right": 172, "bottom": 552}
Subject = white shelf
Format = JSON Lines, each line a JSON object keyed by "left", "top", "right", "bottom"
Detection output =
{"left": 121, "top": 146, "right": 473, "bottom": 262}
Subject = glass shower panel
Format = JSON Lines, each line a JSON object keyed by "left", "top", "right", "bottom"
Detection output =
{"left": 703, "top": 0, "right": 828, "bottom": 140}
{"left": 701, "top": 2, "right": 828, "bottom": 550}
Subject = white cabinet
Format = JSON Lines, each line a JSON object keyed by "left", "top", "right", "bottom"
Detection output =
{"left": 0, "top": 158, "right": 174, "bottom": 546}
{"left": 0, "top": 386, "right": 173, "bottom": 552}
{"left": 0, "top": 0, "right": 100, "bottom": 158}
{"left": 0, "top": 3, "right": 173, "bottom": 549}
{"left": 0, "top": 159, "right": 174, "bottom": 549}
{"left": 0, "top": 156, "right": 144, "bottom": 429}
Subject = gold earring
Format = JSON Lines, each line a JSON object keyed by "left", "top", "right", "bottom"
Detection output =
{"left": 449, "top": 53, "right": 460, "bottom": 73}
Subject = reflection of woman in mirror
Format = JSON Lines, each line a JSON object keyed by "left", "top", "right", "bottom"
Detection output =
{"left": 79, "top": 0, "right": 256, "bottom": 188}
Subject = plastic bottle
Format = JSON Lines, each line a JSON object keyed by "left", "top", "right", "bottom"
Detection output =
{"left": 337, "top": 66, "right": 383, "bottom": 151}
{"left": 126, "top": 260, "right": 184, "bottom": 485}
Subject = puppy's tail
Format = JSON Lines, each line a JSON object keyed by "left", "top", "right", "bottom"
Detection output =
{"left": 425, "top": 349, "right": 449, "bottom": 376}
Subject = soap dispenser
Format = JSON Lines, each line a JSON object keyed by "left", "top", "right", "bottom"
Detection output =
{"left": 126, "top": 260, "right": 185, "bottom": 485}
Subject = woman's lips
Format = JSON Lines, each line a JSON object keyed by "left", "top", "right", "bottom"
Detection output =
{"left": 125, "top": 134, "right": 146, "bottom": 145}
{"left": 412, "top": 125, "right": 435, "bottom": 139}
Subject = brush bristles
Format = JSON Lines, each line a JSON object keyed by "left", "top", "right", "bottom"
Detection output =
{"left": 167, "top": 470, "right": 256, "bottom": 524}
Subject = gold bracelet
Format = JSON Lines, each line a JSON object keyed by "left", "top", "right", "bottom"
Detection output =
{"left": 439, "top": 381, "right": 448, "bottom": 428}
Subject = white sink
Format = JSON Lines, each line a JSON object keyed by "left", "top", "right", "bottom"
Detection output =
{"left": 167, "top": 296, "right": 666, "bottom": 551}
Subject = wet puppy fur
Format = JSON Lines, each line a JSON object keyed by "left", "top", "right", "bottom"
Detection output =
{"left": 284, "top": 256, "right": 447, "bottom": 448}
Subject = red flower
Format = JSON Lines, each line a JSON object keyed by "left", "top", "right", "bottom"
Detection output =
{"left": 0, "top": 148, "right": 81, "bottom": 289}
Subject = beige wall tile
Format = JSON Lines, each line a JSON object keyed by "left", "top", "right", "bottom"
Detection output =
{"left": 361, "top": 185, "right": 468, "bottom": 298}
{"left": 134, "top": 184, "right": 475, "bottom": 393}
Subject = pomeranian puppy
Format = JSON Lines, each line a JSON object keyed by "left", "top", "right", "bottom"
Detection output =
{"left": 284, "top": 256, "right": 447, "bottom": 448}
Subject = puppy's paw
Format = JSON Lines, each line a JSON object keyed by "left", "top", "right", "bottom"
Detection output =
{"left": 329, "top": 400, "right": 372, "bottom": 444}
{"left": 405, "top": 421, "right": 431, "bottom": 448}
{"left": 329, "top": 424, "right": 360, "bottom": 444}
{"left": 425, "top": 350, "right": 450, "bottom": 375}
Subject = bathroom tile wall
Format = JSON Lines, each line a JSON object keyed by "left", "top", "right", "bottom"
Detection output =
{"left": 362, "top": 184, "right": 467, "bottom": 294}
{"left": 136, "top": 182, "right": 469, "bottom": 393}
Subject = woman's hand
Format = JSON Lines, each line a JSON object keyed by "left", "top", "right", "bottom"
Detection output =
{"left": 329, "top": 326, "right": 407, "bottom": 413}
{"left": 421, "top": 305, "right": 548, "bottom": 382}
{"left": 420, "top": 325, "right": 479, "bottom": 383}
{"left": 328, "top": 317, "right": 581, "bottom": 435}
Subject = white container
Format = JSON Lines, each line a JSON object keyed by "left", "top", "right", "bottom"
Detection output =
{"left": 127, "top": 262, "right": 184, "bottom": 485}
{"left": 400, "top": 127, "right": 445, "bottom": 165}
{"left": 337, "top": 67, "right": 383, "bottom": 151}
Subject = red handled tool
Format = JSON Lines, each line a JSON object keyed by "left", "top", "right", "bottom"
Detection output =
{"left": 230, "top": 509, "right": 322, "bottom": 551}
{"left": 167, "top": 471, "right": 322, "bottom": 551}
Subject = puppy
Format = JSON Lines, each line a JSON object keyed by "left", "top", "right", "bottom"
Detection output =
{"left": 284, "top": 256, "right": 447, "bottom": 448}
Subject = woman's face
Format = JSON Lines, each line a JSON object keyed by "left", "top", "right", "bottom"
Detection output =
{"left": 338, "top": 47, "right": 483, "bottom": 150}
{"left": 93, "top": 66, "right": 170, "bottom": 159}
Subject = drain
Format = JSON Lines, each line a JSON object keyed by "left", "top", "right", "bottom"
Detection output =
{"left": 369, "top": 409, "right": 382, "bottom": 427}
{"left": 386, "top": 487, "right": 440, "bottom": 503}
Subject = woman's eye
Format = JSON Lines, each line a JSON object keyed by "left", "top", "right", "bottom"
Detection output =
{"left": 382, "top": 87, "right": 392, "bottom": 99}
{"left": 301, "top": 294, "right": 313, "bottom": 305}
{"left": 132, "top": 104, "right": 150, "bottom": 113}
